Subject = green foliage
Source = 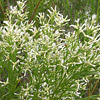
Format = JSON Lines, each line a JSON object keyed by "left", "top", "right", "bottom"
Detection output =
{"left": 0, "top": 0, "right": 100, "bottom": 100}
{"left": 0, "top": 0, "right": 100, "bottom": 25}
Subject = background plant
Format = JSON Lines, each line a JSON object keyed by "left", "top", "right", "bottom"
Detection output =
{"left": 0, "top": 1, "right": 100, "bottom": 100}
{"left": 0, "top": 0, "right": 100, "bottom": 25}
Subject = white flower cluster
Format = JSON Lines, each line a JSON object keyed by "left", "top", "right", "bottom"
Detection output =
{"left": 0, "top": 0, "right": 100, "bottom": 100}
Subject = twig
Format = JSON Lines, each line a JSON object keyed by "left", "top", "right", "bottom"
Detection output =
{"left": 91, "top": 79, "right": 100, "bottom": 95}
{"left": 14, "top": 0, "right": 17, "bottom": 3}
{"left": 0, "top": 2, "right": 5, "bottom": 16}
{"left": 7, "top": 0, "right": 10, "bottom": 10}
{"left": 88, "top": 80, "right": 91, "bottom": 100}
{"left": 28, "top": 0, "right": 42, "bottom": 24}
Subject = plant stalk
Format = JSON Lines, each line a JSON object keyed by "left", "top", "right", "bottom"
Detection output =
{"left": 28, "top": 0, "right": 42, "bottom": 24}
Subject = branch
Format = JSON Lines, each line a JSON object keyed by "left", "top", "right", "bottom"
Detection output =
{"left": 7, "top": 0, "right": 10, "bottom": 10}
{"left": 91, "top": 79, "right": 100, "bottom": 95}
{"left": 28, "top": 0, "right": 42, "bottom": 24}
{"left": 0, "top": 2, "right": 5, "bottom": 16}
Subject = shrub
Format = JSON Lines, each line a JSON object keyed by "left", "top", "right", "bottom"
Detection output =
{"left": 0, "top": 1, "right": 100, "bottom": 100}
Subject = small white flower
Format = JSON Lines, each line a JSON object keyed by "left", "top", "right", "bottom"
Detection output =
{"left": 92, "top": 14, "right": 96, "bottom": 21}
{"left": 0, "top": 78, "right": 9, "bottom": 87}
